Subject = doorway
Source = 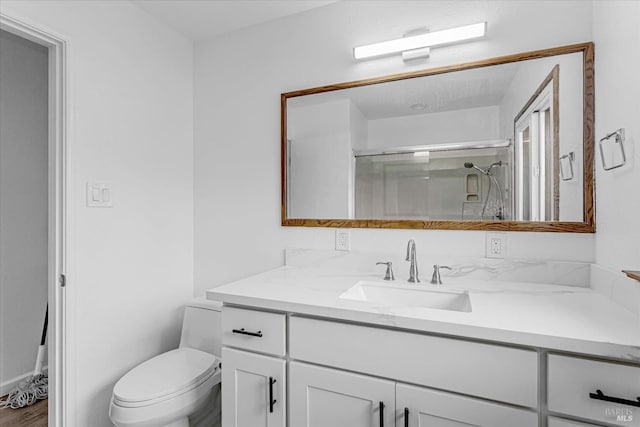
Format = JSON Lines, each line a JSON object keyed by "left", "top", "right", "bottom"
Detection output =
{"left": 513, "top": 65, "right": 560, "bottom": 222}
{"left": 0, "top": 12, "right": 68, "bottom": 427}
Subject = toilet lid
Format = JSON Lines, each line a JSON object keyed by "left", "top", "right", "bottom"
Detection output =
{"left": 113, "top": 348, "right": 218, "bottom": 404}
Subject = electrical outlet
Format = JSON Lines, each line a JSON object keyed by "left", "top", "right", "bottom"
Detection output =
{"left": 486, "top": 232, "right": 506, "bottom": 258}
{"left": 335, "top": 229, "right": 351, "bottom": 251}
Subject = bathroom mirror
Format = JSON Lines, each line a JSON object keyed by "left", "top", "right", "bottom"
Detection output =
{"left": 281, "top": 43, "right": 594, "bottom": 232}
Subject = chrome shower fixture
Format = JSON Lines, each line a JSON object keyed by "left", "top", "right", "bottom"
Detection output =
{"left": 463, "top": 161, "right": 505, "bottom": 220}
{"left": 464, "top": 161, "right": 503, "bottom": 176}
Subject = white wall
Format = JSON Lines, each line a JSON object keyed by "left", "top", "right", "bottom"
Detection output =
{"left": 0, "top": 2, "right": 194, "bottom": 426}
{"left": 349, "top": 102, "right": 368, "bottom": 151}
{"left": 368, "top": 106, "right": 501, "bottom": 149}
{"left": 349, "top": 102, "right": 368, "bottom": 218}
{"left": 0, "top": 29, "right": 49, "bottom": 395}
{"left": 592, "top": 1, "right": 640, "bottom": 272}
{"left": 194, "top": 0, "right": 596, "bottom": 296}
{"left": 288, "top": 99, "right": 351, "bottom": 218}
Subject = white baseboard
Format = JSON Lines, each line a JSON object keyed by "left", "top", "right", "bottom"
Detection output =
{"left": 0, "top": 366, "right": 48, "bottom": 398}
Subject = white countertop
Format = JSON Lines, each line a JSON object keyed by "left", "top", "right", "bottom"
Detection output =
{"left": 207, "top": 265, "right": 640, "bottom": 362}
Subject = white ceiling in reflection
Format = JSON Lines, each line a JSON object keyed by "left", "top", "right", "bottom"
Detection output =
{"left": 288, "top": 61, "right": 521, "bottom": 120}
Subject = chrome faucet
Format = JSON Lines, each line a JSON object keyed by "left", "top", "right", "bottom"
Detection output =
{"left": 431, "top": 265, "right": 452, "bottom": 285}
{"left": 405, "top": 240, "right": 420, "bottom": 283}
{"left": 376, "top": 261, "right": 395, "bottom": 281}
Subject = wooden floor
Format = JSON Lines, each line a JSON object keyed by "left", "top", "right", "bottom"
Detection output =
{"left": 0, "top": 398, "right": 48, "bottom": 427}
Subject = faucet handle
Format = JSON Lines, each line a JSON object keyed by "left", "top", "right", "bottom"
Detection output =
{"left": 376, "top": 261, "right": 395, "bottom": 281}
{"left": 430, "top": 265, "right": 452, "bottom": 285}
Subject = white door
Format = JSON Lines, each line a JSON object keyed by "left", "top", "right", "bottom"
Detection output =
{"left": 221, "top": 347, "right": 285, "bottom": 427}
{"left": 514, "top": 81, "right": 554, "bottom": 221}
{"left": 396, "top": 383, "right": 537, "bottom": 427}
{"left": 290, "top": 361, "right": 395, "bottom": 427}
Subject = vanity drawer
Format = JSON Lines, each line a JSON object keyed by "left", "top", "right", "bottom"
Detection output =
{"left": 289, "top": 316, "right": 538, "bottom": 407}
{"left": 548, "top": 354, "right": 640, "bottom": 426}
{"left": 221, "top": 306, "right": 286, "bottom": 357}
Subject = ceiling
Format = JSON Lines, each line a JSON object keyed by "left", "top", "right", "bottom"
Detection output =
{"left": 132, "top": 0, "right": 337, "bottom": 41}
{"left": 288, "top": 61, "right": 521, "bottom": 120}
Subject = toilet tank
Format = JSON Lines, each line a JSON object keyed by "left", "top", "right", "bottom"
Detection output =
{"left": 179, "top": 298, "right": 222, "bottom": 357}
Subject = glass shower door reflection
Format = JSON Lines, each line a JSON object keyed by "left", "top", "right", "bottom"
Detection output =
{"left": 354, "top": 148, "right": 509, "bottom": 221}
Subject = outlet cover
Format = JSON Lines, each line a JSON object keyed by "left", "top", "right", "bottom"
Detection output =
{"left": 486, "top": 232, "right": 506, "bottom": 259}
{"left": 335, "top": 229, "right": 351, "bottom": 251}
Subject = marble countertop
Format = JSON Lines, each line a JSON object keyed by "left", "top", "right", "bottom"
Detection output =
{"left": 207, "top": 265, "right": 640, "bottom": 362}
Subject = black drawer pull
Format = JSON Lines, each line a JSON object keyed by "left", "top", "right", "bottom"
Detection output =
{"left": 379, "top": 401, "right": 384, "bottom": 427}
{"left": 269, "top": 377, "right": 277, "bottom": 413}
{"left": 232, "top": 328, "right": 262, "bottom": 337}
{"left": 589, "top": 389, "right": 640, "bottom": 407}
{"left": 404, "top": 407, "right": 409, "bottom": 427}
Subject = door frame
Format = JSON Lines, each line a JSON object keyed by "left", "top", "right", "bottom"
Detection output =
{"left": 515, "top": 86, "right": 552, "bottom": 221}
{"left": 0, "top": 11, "right": 70, "bottom": 427}
{"left": 513, "top": 65, "right": 560, "bottom": 222}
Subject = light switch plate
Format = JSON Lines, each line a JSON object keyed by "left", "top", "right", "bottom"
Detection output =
{"left": 486, "top": 232, "right": 506, "bottom": 258}
{"left": 86, "top": 182, "right": 113, "bottom": 207}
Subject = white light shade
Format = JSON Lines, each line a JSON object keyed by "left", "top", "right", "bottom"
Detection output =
{"left": 354, "top": 22, "right": 487, "bottom": 60}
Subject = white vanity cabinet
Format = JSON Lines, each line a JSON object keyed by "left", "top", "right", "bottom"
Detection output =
{"left": 221, "top": 348, "right": 286, "bottom": 427}
{"left": 396, "top": 383, "right": 537, "bottom": 427}
{"left": 220, "top": 305, "right": 288, "bottom": 427}
{"left": 220, "top": 307, "right": 288, "bottom": 427}
{"left": 290, "top": 362, "right": 395, "bottom": 427}
{"left": 547, "top": 354, "right": 640, "bottom": 427}
{"left": 221, "top": 348, "right": 285, "bottom": 427}
{"left": 288, "top": 361, "right": 537, "bottom": 427}
{"left": 221, "top": 306, "right": 286, "bottom": 356}
{"left": 289, "top": 316, "right": 538, "bottom": 407}
{"left": 219, "top": 306, "right": 639, "bottom": 427}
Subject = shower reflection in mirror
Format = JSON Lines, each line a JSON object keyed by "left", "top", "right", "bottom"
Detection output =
{"left": 285, "top": 50, "right": 586, "bottom": 224}
{"left": 353, "top": 141, "right": 510, "bottom": 221}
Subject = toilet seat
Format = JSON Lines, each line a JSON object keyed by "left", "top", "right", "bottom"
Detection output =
{"left": 113, "top": 347, "right": 220, "bottom": 408}
{"left": 109, "top": 372, "right": 221, "bottom": 427}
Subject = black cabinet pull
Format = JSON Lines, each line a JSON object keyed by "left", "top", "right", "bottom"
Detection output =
{"left": 404, "top": 407, "right": 409, "bottom": 427}
{"left": 232, "top": 328, "right": 262, "bottom": 337}
{"left": 269, "top": 377, "right": 277, "bottom": 413}
{"left": 589, "top": 389, "right": 640, "bottom": 407}
{"left": 379, "top": 401, "right": 384, "bottom": 427}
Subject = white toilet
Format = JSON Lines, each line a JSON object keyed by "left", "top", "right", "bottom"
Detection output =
{"left": 109, "top": 298, "right": 222, "bottom": 427}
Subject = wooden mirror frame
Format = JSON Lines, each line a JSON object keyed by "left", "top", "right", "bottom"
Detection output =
{"left": 281, "top": 42, "right": 594, "bottom": 233}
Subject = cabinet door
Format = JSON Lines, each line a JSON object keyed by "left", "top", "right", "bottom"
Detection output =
{"left": 396, "top": 383, "right": 537, "bottom": 427}
{"left": 290, "top": 361, "right": 395, "bottom": 427}
{"left": 221, "top": 347, "right": 285, "bottom": 427}
{"left": 548, "top": 417, "right": 601, "bottom": 427}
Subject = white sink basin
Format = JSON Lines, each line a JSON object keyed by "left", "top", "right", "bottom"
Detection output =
{"left": 339, "top": 281, "right": 471, "bottom": 312}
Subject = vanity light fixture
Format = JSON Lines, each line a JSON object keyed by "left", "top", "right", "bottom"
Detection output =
{"left": 354, "top": 22, "right": 487, "bottom": 60}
